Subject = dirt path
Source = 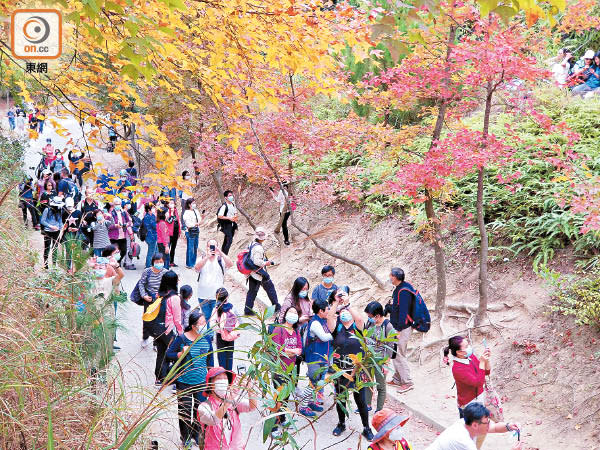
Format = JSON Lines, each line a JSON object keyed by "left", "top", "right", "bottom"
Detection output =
{"left": 14, "top": 114, "right": 439, "bottom": 449}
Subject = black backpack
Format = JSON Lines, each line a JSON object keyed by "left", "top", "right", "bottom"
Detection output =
{"left": 144, "top": 290, "right": 176, "bottom": 338}
{"left": 216, "top": 202, "right": 228, "bottom": 231}
{"left": 139, "top": 219, "right": 147, "bottom": 242}
{"left": 65, "top": 179, "right": 81, "bottom": 204}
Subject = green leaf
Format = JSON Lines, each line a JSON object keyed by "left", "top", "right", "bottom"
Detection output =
{"left": 47, "top": 405, "right": 55, "bottom": 450}
{"left": 105, "top": 1, "right": 125, "bottom": 13}
{"left": 66, "top": 11, "right": 81, "bottom": 26}
{"left": 121, "top": 64, "right": 139, "bottom": 81}
{"left": 118, "top": 415, "right": 156, "bottom": 449}
{"left": 158, "top": 26, "right": 175, "bottom": 36}
{"left": 169, "top": 0, "right": 186, "bottom": 10}
{"left": 264, "top": 305, "right": 275, "bottom": 320}
{"left": 478, "top": 0, "right": 499, "bottom": 17}
{"left": 262, "top": 417, "right": 276, "bottom": 442}
{"left": 124, "top": 20, "right": 139, "bottom": 37}
{"left": 493, "top": 5, "right": 518, "bottom": 23}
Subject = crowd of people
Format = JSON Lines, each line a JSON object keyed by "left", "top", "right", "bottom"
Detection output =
{"left": 17, "top": 132, "right": 524, "bottom": 450}
{"left": 550, "top": 47, "right": 600, "bottom": 96}
{"left": 6, "top": 105, "right": 47, "bottom": 135}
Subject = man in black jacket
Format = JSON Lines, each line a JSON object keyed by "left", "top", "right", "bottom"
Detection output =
{"left": 385, "top": 267, "right": 415, "bottom": 392}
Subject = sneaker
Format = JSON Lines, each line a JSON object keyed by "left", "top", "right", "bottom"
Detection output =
{"left": 284, "top": 240, "right": 290, "bottom": 245}
{"left": 354, "top": 406, "right": 372, "bottom": 414}
{"left": 362, "top": 427, "right": 374, "bottom": 441}
{"left": 316, "top": 391, "right": 324, "bottom": 403}
{"left": 141, "top": 337, "right": 151, "bottom": 348}
{"left": 171, "top": 263, "right": 178, "bottom": 267}
{"left": 299, "top": 407, "right": 316, "bottom": 418}
{"left": 308, "top": 402, "right": 323, "bottom": 412}
{"left": 389, "top": 380, "right": 414, "bottom": 393}
{"left": 332, "top": 423, "right": 346, "bottom": 436}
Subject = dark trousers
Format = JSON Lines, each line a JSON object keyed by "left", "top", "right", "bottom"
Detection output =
{"left": 273, "top": 373, "right": 293, "bottom": 425}
{"left": 335, "top": 376, "right": 369, "bottom": 429}
{"left": 220, "top": 224, "right": 235, "bottom": 255}
{"left": 216, "top": 333, "right": 234, "bottom": 372}
{"left": 176, "top": 382, "right": 205, "bottom": 446}
{"left": 169, "top": 232, "right": 179, "bottom": 264}
{"left": 155, "top": 332, "right": 174, "bottom": 383}
{"left": 21, "top": 201, "right": 38, "bottom": 227}
{"left": 157, "top": 243, "right": 170, "bottom": 269}
{"left": 281, "top": 211, "right": 291, "bottom": 242}
{"left": 141, "top": 298, "right": 156, "bottom": 340}
{"left": 244, "top": 272, "right": 280, "bottom": 315}
{"left": 43, "top": 231, "right": 60, "bottom": 268}
{"left": 110, "top": 238, "right": 127, "bottom": 264}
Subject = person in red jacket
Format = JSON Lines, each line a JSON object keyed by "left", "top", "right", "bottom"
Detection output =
{"left": 165, "top": 200, "right": 181, "bottom": 267}
{"left": 444, "top": 336, "right": 491, "bottom": 449}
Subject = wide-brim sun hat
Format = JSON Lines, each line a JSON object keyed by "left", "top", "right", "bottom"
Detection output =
{"left": 370, "top": 408, "right": 410, "bottom": 444}
{"left": 584, "top": 49, "right": 595, "bottom": 59}
{"left": 254, "top": 226, "right": 267, "bottom": 240}
{"left": 49, "top": 196, "right": 65, "bottom": 208}
{"left": 205, "top": 366, "right": 236, "bottom": 387}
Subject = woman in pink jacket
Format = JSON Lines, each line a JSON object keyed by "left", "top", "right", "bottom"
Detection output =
{"left": 197, "top": 367, "right": 258, "bottom": 450}
{"left": 165, "top": 199, "right": 181, "bottom": 267}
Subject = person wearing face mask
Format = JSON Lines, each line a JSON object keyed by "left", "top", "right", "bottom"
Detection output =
{"left": 385, "top": 267, "right": 416, "bottom": 393}
{"left": 312, "top": 265, "right": 338, "bottom": 303}
{"left": 137, "top": 253, "right": 168, "bottom": 348}
{"left": 125, "top": 160, "right": 137, "bottom": 183}
{"left": 167, "top": 310, "right": 211, "bottom": 448}
{"left": 364, "top": 301, "right": 397, "bottom": 413}
{"left": 156, "top": 209, "right": 171, "bottom": 269}
{"left": 443, "top": 336, "right": 492, "bottom": 448}
{"left": 278, "top": 277, "right": 311, "bottom": 325}
{"left": 216, "top": 190, "right": 238, "bottom": 255}
{"left": 215, "top": 291, "right": 240, "bottom": 372}
{"left": 195, "top": 240, "right": 234, "bottom": 321}
{"left": 368, "top": 408, "right": 412, "bottom": 450}
{"left": 40, "top": 196, "right": 65, "bottom": 268}
{"left": 165, "top": 199, "right": 181, "bottom": 266}
{"left": 197, "top": 367, "right": 258, "bottom": 450}
{"left": 179, "top": 170, "right": 192, "bottom": 212}
{"left": 270, "top": 306, "right": 303, "bottom": 438}
{"left": 426, "top": 403, "right": 521, "bottom": 450}
{"left": 330, "top": 297, "right": 374, "bottom": 440}
{"left": 90, "top": 208, "right": 113, "bottom": 257}
{"left": 108, "top": 197, "right": 133, "bottom": 266}
{"left": 68, "top": 147, "right": 90, "bottom": 187}
{"left": 61, "top": 197, "right": 82, "bottom": 270}
{"left": 183, "top": 198, "right": 203, "bottom": 268}
{"left": 79, "top": 188, "right": 98, "bottom": 249}
{"left": 269, "top": 181, "right": 293, "bottom": 245}
{"left": 142, "top": 202, "right": 158, "bottom": 268}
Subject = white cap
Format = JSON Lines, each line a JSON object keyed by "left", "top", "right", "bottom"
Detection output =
{"left": 50, "top": 196, "right": 64, "bottom": 208}
{"left": 584, "top": 49, "right": 595, "bottom": 59}
{"left": 120, "top": 169, "right": 127, "bottom": 176}
{"left": 65, "top": 197, "right": 75, "bottom": 209}
{"left": 254, "top": 226, "right": 267, "bottom": 240}
{"left": 42, "top": 169, "right": 52, "bottom": 176}
{"left": 112, "top": 197, "right": 122, "bottom": 206}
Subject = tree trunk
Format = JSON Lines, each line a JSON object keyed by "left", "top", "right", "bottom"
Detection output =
{"left": 128, "top": 122, "right": 142, "bottom": 178}
{"left": 475, "top": 81, "right": 494, "bottom": 326}
{"left": 425, "top": 194, "right": 447, "bottom": 314}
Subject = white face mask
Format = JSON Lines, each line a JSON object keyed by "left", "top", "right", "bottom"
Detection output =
{"left": 286, "top": 313, "right": 299, "bottom": 325}
{"left": 388, "top": 428, "right": 405, "bottom": 442}
{"left": 213, "top": 379, "right": 229, "bottom": 398}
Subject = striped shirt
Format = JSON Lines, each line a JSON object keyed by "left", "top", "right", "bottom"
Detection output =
{"left": 92, "top": 220, "right": 113, "bottom": 249}
{"left": 167, "top": 333, "right": 210, "bottom": 385}
{"left": 138, "top": 267, "right": 167, "bottom": 298}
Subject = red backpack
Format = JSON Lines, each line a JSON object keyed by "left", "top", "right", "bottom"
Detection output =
{"left": 236, "top": 243, "right": 260, "bottom": 276}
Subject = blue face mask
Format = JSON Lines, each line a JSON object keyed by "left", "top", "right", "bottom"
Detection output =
{"left": 96, "top": 257, "right": 109, "bottom": 265}
{"left": 114, "top": 205, "right": 121, "bottom": 211}
{"left": 323, "top": 277, "right": 334, "bottom": 285}
{"left": 299, "top": 290, "right": 308, "bottom": 298}
{"left": 465, "top": 346, "right": 473, "bottom": 358}
{"left": 367, "top": 317, "right": 375, "bottom": 325}
{"left": 94, "top": 269, "right": 106, "bottom": 278}
{"left": 340, "top": 310, "right": 352, "bottom": 323}
{"left": 153, "top": 263, "right": 164, "bottom": 270}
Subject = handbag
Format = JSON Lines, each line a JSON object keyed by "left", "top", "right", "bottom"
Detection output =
{"left": 483, "top": 375, "right": 504, "bottom": 422}
{"left": 129, "top": 270, "right": 149, "bottom": 305}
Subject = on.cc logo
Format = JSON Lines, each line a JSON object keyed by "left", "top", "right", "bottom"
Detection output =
{"left": 11, "top": 9, "right": 62, "bottom": 60}
{"left": 22, "top": 16, "right": 51, "bottom": 44}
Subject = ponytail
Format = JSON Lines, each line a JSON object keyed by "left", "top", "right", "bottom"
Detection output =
{"left": 443, "top": 336, "right": 465, "bottom": 365}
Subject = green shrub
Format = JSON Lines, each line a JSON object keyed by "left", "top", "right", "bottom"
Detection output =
{"left": 551, "top": 272, "right": 600, "bottom": 328}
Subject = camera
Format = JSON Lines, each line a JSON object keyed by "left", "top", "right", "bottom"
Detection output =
{"left": 210, "top": 244, "right": 216, "bottom": 252}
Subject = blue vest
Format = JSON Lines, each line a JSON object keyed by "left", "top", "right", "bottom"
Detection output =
{"left": 305, "top": 316, "right": 331, "bottom": 364}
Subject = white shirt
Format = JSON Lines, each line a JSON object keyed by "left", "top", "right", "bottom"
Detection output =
{"left": 551, "top": 57, "right": 571, "bottom": 86}
{"left": 183, "top": 208, "right": 201, "bottom": 228}
{"left": 275, "top": 189, "right": 288, "bottom": 213}
{"left": 249, "top": 241, "right": 266, "bottom": 281}
{"left": 425, "top": 420, "right": 477, "bottom": 450}
{"left": 218, "top": 201, "right": 237, "bottom": 218}
{"left": 197, "top": 257, "right": 224, "bottom": 300}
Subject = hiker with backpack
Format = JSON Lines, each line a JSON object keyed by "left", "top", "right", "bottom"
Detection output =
{"left": 57, "top": 168, "right": 80, "bottom": 204}
{"left": 330, "top": 295, "right": 374, "bottom": 440}
{"left": 385, "top": 268, "right": 421, "bottom": 393}
{"left": 269, "top": 181, "right": 293, "bottom": 245}
{"left": 79, "top": 188, "right": 98, "bottom": 249}
{"left": 18, "top": 176, "right": 39, "bottom": 229}
{"left": 195, "top": 239, "right": 234, "bottom": 321}
{"left": 183, "top": 198, "right": 203, "bottom": 268}
{"left": 142, "top": 202, "right": 158, "bottom": 268}
{"left": 215, "top": 289, "right": 240, "bottom": 372}
{"left": 425, "top": 403, "right": 521, "bottom": 450}
{"left": 40, "top": 196, "right": 64, "bottom": 269}
{"left": 142, "top": 270, "right": 182, "bottom": 385}
{"left": 443, "top": 336, "right": 493, "bottom": 449}
{"left": 242, "top": 226, "right": 281, "bottom": 316}
{"left": 89, "top": 209, "right": 113, "bottom": 257}
{"left": 166, "top": 310, "right": 211, "bottom": 448}
{"left": 121, "top": 202, "right": 137, "bottom": 270}
{"left": 270, "top": 305, "right": 303, "bottom": 438}
{"left": 136, "top": 253, "right": 168, "bottom": 348}
{"left": 216, "top": 190, "right": 238, "bottom": 255}
{"left": 108, "top": 197, "right": 133, "bottom": 266}
{"left": 165, "top": 200, "right": 181, "bottom": 267}
{"left": 364, "top": 301, "right": 397, "bottom": 413}
{"left": 61, "top": 197, "right": 83, "bottom": 270}
{"left": 298, "top": 297, "right": 338, "bottom": 418}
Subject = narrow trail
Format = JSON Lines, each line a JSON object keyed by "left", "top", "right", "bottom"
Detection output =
{"left": 18, "top": 114, "right": 439, "bottom": 449}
